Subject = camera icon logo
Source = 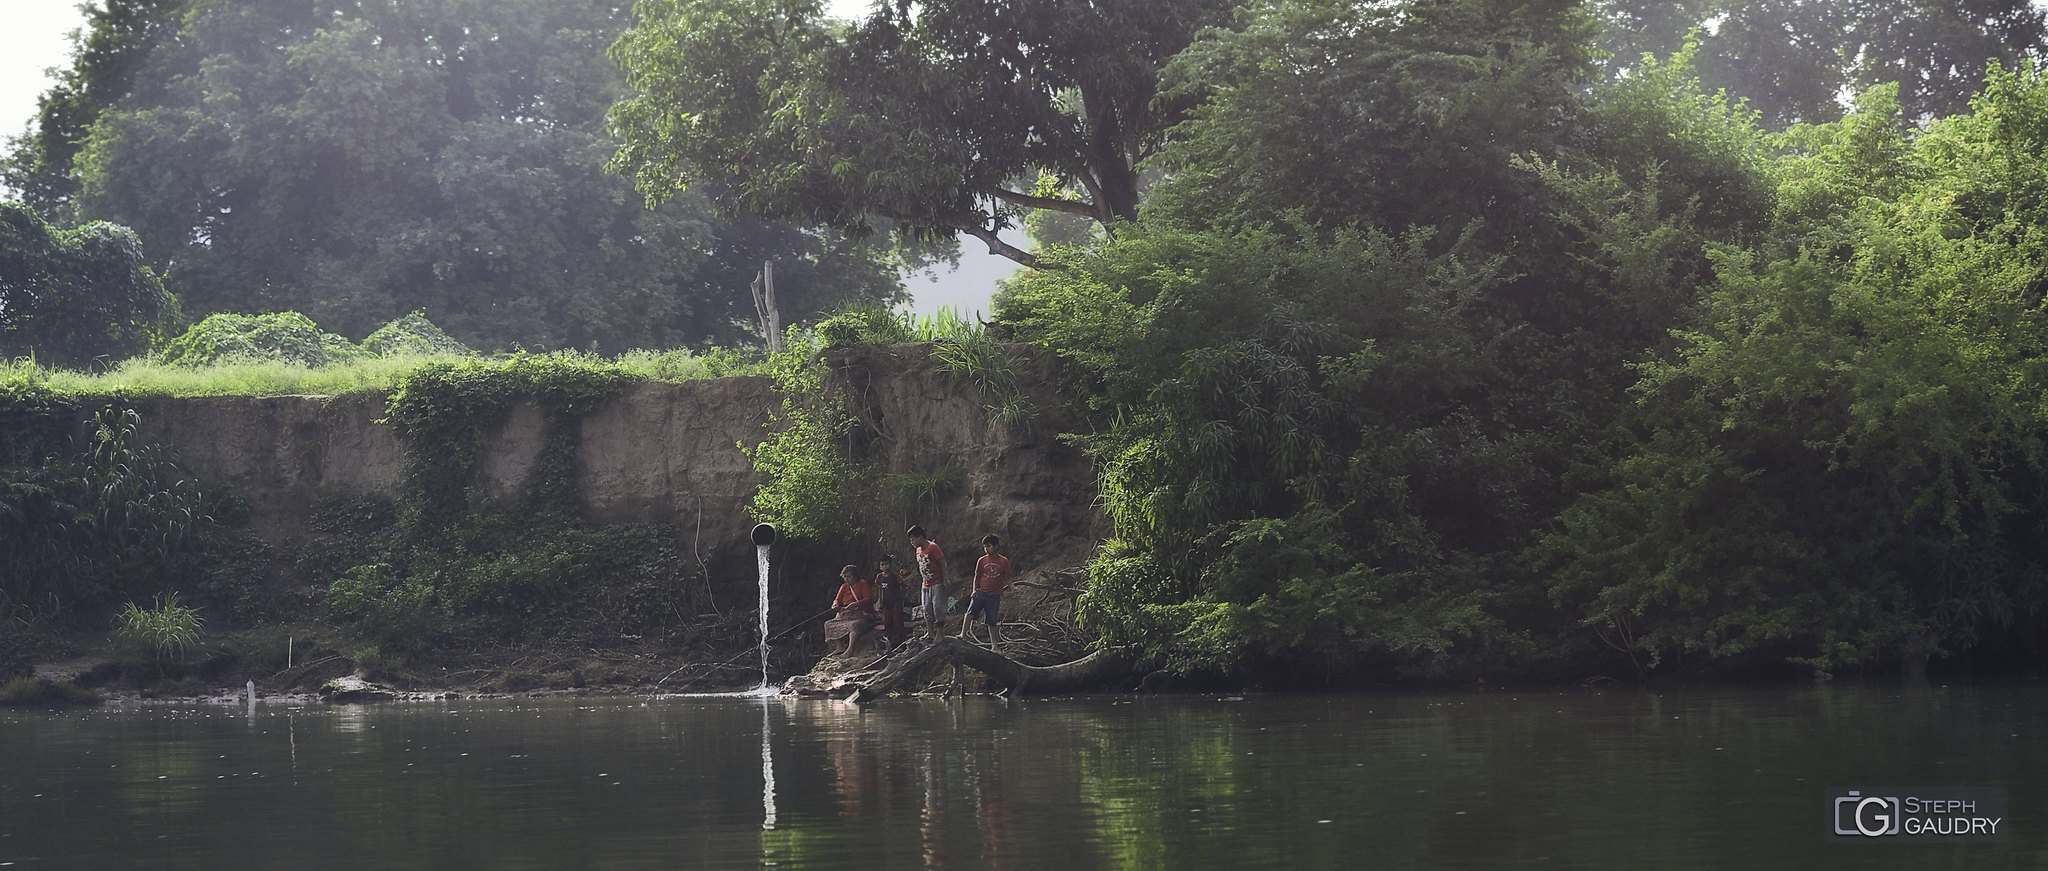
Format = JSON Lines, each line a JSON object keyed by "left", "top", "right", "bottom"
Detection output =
{"left": 1835, "top": 791, "right": 1901, "bottom": 837}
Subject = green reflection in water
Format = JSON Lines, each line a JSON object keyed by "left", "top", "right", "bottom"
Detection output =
{"left": 0, "top": 685, "right": 2043, "bottom": 869}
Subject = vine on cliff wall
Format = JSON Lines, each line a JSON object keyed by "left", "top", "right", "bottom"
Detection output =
{"left": 0, "top": 373, "right": 256, "bottom": 647}
{"left": 744, "top": 330, "right": 865, "bottom": 542}
{"left": 317, "top": 351, "right": 715, "bottom": 651}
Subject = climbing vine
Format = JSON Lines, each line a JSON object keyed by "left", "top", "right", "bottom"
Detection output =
{"left": 318, "top": 351, "right": 709, "bottom": 651}
{"left": 744, "top": 330, "right": 865, "bottom": 541}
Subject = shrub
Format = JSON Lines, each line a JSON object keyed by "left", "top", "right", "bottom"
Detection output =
{"left": 156, "top": 312, "right": 363, "bottom": 368}
{"left": 360, "top": 311, "right": 474, "bottom": 357}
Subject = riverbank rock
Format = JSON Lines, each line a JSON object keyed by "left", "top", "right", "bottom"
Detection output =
{"left": 320, "top": 672, "right": 399, "bottom": 703}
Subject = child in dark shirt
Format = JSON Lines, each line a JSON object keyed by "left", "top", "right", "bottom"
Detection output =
{"left": 875, "top": 554, "right": 907, "bottom": 651}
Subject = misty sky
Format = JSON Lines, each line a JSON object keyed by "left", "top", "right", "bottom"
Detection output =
{"left": 0, "top": 0, "right": 1015, "bottom": 318}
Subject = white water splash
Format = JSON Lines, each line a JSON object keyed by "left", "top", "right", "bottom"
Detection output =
{"left": 756, "top": 544, "right": 772, "bottom": 688}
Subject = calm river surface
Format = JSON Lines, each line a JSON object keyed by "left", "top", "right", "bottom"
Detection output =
{"left": 2, "top": 683, "right": 2043, "bottom": 869}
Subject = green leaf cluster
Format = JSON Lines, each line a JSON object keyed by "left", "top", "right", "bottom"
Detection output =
{"left": 13, "top": 0, "right": 899, "bottom": 352}
{"left": 1545, "top": 70, "right": 2048, "bottom": 671}
{"left": 1000, "top": 222, "right": 1514, "bottom": 677}
{"left": 154, "top": 310, "right": 475, "bottom": 369}
{"left": 744, "top": 330, "right": 862, "bottom": 541}
{"left": 0, "top": 201, "right": 174, "bottom": 370}
{"left": 0, "top": 395, "right": 249, "bottom": 625}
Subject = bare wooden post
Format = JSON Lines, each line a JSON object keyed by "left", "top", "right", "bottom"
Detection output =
{"left": 750, "top": 260, "right": 784, "bottom": 353}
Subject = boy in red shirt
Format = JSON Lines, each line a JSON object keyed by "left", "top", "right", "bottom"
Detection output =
{"left": 963, "top": 534, "right": 1012, "bottom": 648}
{"left": 909, "top": 525, "right": 948, "bottom": 643}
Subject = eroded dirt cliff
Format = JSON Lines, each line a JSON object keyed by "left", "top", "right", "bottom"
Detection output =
{"left": 123, "top": 345, "right": 1101, "bottom": 588}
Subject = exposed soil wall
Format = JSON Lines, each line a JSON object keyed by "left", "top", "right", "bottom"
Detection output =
{"left": 122, "top": 346, "right": 1101, "bottom": 591}
{"left": 826, "top": 343, "right": 1103, "bottom": 573}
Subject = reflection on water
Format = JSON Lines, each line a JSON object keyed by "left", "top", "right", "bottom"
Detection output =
{"left": 763, "top": 700, "right": 777, "bottom": 831}
{"left": 1, "top": 685, "right": 2045, "bottom": 869}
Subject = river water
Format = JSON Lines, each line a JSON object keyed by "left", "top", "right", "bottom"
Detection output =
{"left": 2, "top": 683, "right": 2041, "bottom": 869}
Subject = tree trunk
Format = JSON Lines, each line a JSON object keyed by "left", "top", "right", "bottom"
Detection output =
{"left": 835, "top": 639, "right": 1131, "bottom": 702}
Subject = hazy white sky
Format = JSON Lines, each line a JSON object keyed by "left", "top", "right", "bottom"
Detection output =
{"left": 0, "top": 1, "right": 88, "bottom": 149}
{"left": 0, "top": 0, "right": 1013, "bottom": 316}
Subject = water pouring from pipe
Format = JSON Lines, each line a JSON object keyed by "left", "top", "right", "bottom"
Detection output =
{"left": 752, "top": 523, "right": 777, "bottom": 689}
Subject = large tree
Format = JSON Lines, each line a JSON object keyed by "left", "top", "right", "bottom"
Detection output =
{"left": 0, "top": 201, "right": 173, "bottom": 369}
{"left": 44, "top": 0, "right": 897, "bottom": 352}
{"left": 608, "top": 0, "right": 1234, "bottom": 267}
{"left": 1548, "top": 72, "right": 2048, "bottom": 674}
{"left": 1595, "top": 0, "right": 2048, "bottom": 127}
{"left": 1, "top": 0, "right": 191, "bottom": 219}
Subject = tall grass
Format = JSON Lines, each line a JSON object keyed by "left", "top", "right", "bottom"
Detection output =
{"left": 3, "top": 348, "right": 759, "bottom": 399}
{"left": 906, "top": 305, "right": 980, "bottom": 342}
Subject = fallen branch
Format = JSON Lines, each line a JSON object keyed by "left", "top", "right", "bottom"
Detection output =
{"left": 837, "top": 639, "right": 1131, "bottom": 702}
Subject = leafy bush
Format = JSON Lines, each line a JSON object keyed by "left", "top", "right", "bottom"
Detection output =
{"left": 156, "top": 312, "right": 363, "bottom": 368}
{"left": 744, "top": 330, "right": 863, "bottom": 540}
{"left": 816, "top": 302, "right": 916, "bottom": 348}
{"left": 0, "top": 203, "right": 175, "bottom": 370}
{"left": 360, "top": 311, "right": 474, "bottom": 357}
{"left": 0, "top": 403, "right": 236, "bottom": 615}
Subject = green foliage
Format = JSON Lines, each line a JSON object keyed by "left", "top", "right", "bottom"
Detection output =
{"left": 1148, "top": 0, "right": 1597, "bottom": 242}
{"left": 931, "top": 331, "right": 1037, "bottom": 428}
{"left": 310, "top": 353, "right": 713, "bottom": 649}
{"left": 0, "top": 401, "right": 242, "bottom": 618}
{"left": 0, "top": 677, "right": 101, "bottom": 707}
{"left": 1595, "top": 0, "right": 2048, "bottom": 127}
{"left": 360, "top": 311, "right": 476, "bottom": 358}
{"left": 815, "top": 302, "right": 917, "bottom": 349}
{"left": 113, "top": 592, "right": 204, "bottom": 665}
{"left": 42, "top": 0, "right": 897, "bottom": 351}
{"left": 383, "top": 351, "right": 634, "bottom": 525}
{"left": 744, "top": 330, "right": 863, "bottom": 541}
{"left": 3, "top": 332, "right": 740, "bottom": 402}
{"left": 1546, "top": 66, "right": 2048, "bottom": 671}
{"left": 814, "top": 302, "right": 983, "bottom": 349}
{"left": 609, "top": 0, "right": 1234, "bottom": 266}
{"left": 0, "top": 201, "right": 175, "bottom": 370}
{"left": 156, "top": 312, "right": 365, "bottom": 368}
{"left": 1001, "top": 221, "right": 1516, "bottom": 675}
{"left": 157, "top": 309, "right": 474, "bottom": 371}
{"left": 1, "top": 0, "right": 191, "bottom": 219}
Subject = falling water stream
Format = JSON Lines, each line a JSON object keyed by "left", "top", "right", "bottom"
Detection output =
{"left": 755, "top": 543, "right": 772, "bottom": 689}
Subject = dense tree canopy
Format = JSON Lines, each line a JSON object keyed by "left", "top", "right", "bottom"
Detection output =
{"left": 0, "top": 201, "right": 173, "bottom": 369}
{"left": 15, "top": 0, "right": 900, "bottom": 353}
{"left": 993, "top": 0, "right": 2048, "bottom": 681}
{"left": 1, "top": 0, "right": 191, "bottom": 219}
{"left": 1595, "top": 0, "right": 2048, "bottom": 127}
{"left": 1547, "top": 74, "right": 2048, "bottom": 673}
{"left": 609, "top": 0, "right": 1234, "bottom": 266}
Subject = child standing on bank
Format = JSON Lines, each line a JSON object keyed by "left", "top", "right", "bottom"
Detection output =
{"left": 963, "top": 534, "right": 1012, "bottom": 648}
{"left": 875, "top": 554, "right": 907, "bottom": 651}
{"left": 909, "top": 525, "right": 948, "bottom": 643}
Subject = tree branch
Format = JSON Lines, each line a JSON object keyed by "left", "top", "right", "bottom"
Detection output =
{"left": 950, "top": 217, "right": 1045, "bottom": 269}
{"left": 989, "top": 187, "right": 1101, "bottom": 218}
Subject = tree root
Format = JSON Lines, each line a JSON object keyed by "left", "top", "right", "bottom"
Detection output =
{"left": 798, "top": 638, "right": 1131, "bottom": 702}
